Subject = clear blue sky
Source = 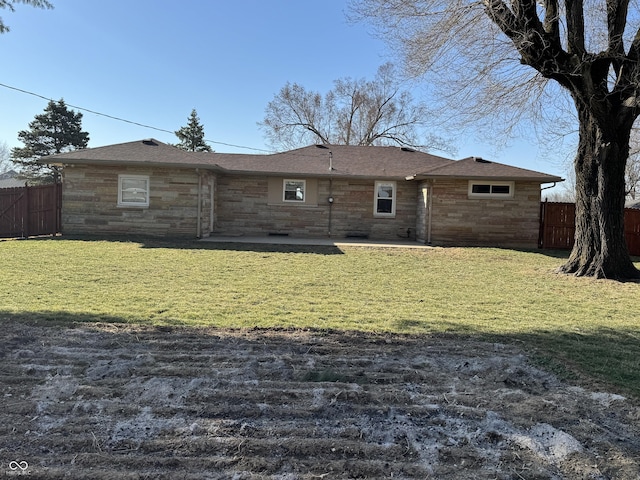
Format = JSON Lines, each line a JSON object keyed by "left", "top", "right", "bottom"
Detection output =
{"left": 0, "top": 0, "right": 567, "bottom": 187}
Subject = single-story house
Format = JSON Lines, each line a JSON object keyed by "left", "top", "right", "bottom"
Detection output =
{"left": 44, "top": 139, "right": 563, "bottom": 248}
{"left": 0, "top": 170, "right": 27, "bottom": 189}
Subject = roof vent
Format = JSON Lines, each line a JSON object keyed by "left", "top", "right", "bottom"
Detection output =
{"left": 142, "top": 139, "right": 158, "bottom": 146}
{"left": 474, "top": 157, "right": 491, "bottom": 163}
{"left": 401, "top": 147, "right": 416, "bottom": 152}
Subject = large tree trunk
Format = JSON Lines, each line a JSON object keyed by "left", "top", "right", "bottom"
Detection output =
{"left": 558, "top": 106, "right": 640, "bottom": 280}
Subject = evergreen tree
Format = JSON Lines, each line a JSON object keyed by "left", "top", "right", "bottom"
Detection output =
{"left": 11, "top": 99, "right": 89, "bottom": 182}
{"left": 175, "top": 109, "right": 212, "bottom": 152}
{"left": 0, "top": 0, "right": 53, "bottom": 34}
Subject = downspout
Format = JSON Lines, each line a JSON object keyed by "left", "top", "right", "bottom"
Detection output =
{"left": 327, "top": 151, "right": 334, "bottom": 237}
{"left": 427, "top": 181, "right": 433, "bottom": 245}
{"left": 328, "top": 178, "right": 333, "bottom": 237}
{"left": 210, "top": 175, "right": 215, "bottom": 234}
{"left": 196, "top": 169, "right": 202, "bottom": 239}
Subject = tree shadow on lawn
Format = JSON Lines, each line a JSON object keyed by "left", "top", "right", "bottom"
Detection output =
{"left": 2, "top": 310, "right": 639, "bottom": 397}
{"left": 27, "top": 235, "right": 589, "bottom": 259}
{"left": 395, "top": 316, "right": 640, "bottom": 397}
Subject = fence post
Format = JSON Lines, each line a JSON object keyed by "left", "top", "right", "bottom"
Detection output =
{"left": 24, "top": 185, "right": 30, "bottom": 238}
{"left": 538, "top": 200, "right": 546, "bottom": 249}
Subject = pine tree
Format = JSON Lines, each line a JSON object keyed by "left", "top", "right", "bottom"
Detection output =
{"left": 175, "top": 109, "right": 212, "bottom": 152}
{"left": 0, "top": 0, "right": 53, "bottom": 34}
{"left": 11, "top": 99, "right": 89, "bottom": 182}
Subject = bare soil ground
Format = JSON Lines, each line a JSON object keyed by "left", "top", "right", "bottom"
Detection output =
{"left": 1, "top": 322, "right": 639, "bottom": 479}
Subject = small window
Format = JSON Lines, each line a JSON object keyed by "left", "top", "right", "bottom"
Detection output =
{"left": 471, "top": 184, "right": 491, "bottom": 194}
{"left": 491, "top": 185, "right": 511, "bottom": 194}
{"left": 468, "top": 181, "right": 514, "bottom": 199}
{"left": 283, "top": 179, "right": 305, "bottom": 202}
{"left": 374, "top": 181, "right": 396, "bottom": 217}
{"left": 118, "top": 174, "right": 149, "bottom": 207}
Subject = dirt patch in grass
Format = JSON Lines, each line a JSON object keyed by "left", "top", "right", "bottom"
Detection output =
{"left": 1, "top": 322, "right": 639, "bottom": 479}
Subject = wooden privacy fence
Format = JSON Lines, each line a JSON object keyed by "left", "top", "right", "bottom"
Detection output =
{"left": 0, "top": 184, "right": 62, "bottom": 238}
{"left": 539, "top": 201, "right": 640, "bottom": 256}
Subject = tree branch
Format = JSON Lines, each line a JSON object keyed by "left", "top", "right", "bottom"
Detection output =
{"left": 541, "top": 0, "right": 560, "bottom": 43}
{"left": 565, "top": 0, "right": 586, "bottom": 56}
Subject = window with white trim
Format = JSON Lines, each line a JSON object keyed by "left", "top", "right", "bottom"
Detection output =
{"left": 283, "top": 179, "right": 306, "bottom": 202}
{"left": 468, "top": 181, "right": 514, "bottom": 199}
{"left": 374, "top": 181, "right": 396, "bottom": 217}
{"left": 118, "top": 174, "right": 149, "bottom": 207}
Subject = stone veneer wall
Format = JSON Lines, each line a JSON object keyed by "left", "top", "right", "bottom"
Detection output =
{"left": 62, "top": 165, "right": 212, "bottom": 237}
{"left": 214, "top": 174, "right": 418, "bottom": 240}
{"left": 62, "top": 166, "right": 542, "bottom": 246}
{"left": 424, "top": 178, "right": 542, "bottom": 248}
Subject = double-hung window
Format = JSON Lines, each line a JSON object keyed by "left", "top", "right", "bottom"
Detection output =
{"left": 283, "top": 179, "right": 306, "bottom": 202}
{"left": 374, "top": 181, "right": 396, "bottom": 217}
{"left": 118, "top": 174, "right": 149, "bottom": 207}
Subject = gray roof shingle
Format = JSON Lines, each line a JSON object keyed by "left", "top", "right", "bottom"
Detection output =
{"left": 0, "top": 170, "right": 26, "bottom": 188}
{"left": 413, "top": 156, "right": 563, "bottom": 182}
{"left": 209, "top": 144, "right": 455, "bottom": 179}
{"left": 44, "top": 139, "right": 214, "bottom": 168}
{"left": 44, "top": 139, "right": 563, "bottom": 183}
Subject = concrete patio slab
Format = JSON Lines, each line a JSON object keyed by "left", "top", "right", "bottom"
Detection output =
{"left": 200, "top": 235, "right": 432, "bottom": 249}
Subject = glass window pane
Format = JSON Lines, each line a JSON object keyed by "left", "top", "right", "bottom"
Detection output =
{"left": 472, "top": 184, "right": 491, "bottom": 194}
{"left": 491, "top": 185, "right": 510, "bottom": 194}
{"left": 377, "top": 198, "right": 393, "bottom": 213}
{"left": 284, "top": 180, "right": 305, "bottom": 201}
{"left": 378, "top": 185, "right": 393, "bottom": 198}
{"left": 121, "top": 178, "right": 148, "bottom": 203}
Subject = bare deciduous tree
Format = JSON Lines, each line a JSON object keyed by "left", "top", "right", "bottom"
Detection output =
{"left": 352, "top": 0, "right": 640, "bottom": 279}
{"left": 627, "top": 131, "right": 640, "bottom": 200}
{"left": 0, "top": 141, "right": 13, "bottom": 173}
{"left": 260, "top": 63, "right": 452, "bottom": 153}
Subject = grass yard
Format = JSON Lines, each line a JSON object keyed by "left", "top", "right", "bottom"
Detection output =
{"left": 1, "top": 237, "right": 639, "bottom": 395}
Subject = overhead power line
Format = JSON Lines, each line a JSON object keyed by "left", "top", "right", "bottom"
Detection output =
{"left": 0, "top": 82, "right": 271, "bottom": 153}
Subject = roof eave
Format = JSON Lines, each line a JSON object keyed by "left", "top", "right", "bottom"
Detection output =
{"left": 45, "top": 158, "right": 222, "bottom": 171}
{"left": 216, "top": 169, "right": 410, "bottom": 180}
{"left": 411, "top": 174, "right": 564, "bottom": 183}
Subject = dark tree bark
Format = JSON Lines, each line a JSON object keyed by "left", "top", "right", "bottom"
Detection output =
{"left": 485, "top": 0, "right": 640, "bottom": 279}
{"left": 354, "top": 0, "right": 640, "bottom": 278}
{"left": 559, "top": 104, "right": 639, "bottom": 279}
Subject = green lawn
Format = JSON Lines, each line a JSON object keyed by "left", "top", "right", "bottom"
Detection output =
{"left": 2, "top": 237, "right": 639, "bottom": 395}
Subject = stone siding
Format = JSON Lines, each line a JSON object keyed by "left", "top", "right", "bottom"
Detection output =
{"left": 62, "top": 166, "right": 542, "bottom": 246}
{"left": 425, "top": 179, "right": 542, "bottom": 248}
{"left": 62, "top": 165, "right": 212, "bottom": 237}
{"left": 214, "top": 175, "right": 418, "bottom": 240}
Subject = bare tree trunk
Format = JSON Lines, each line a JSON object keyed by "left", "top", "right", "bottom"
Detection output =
{"left": 558, "top": 106, "right": 640, "bottom": 280}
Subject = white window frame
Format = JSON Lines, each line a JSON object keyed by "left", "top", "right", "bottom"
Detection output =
{"left": 118, "top": 174, "right": 150, "bottom": 208}
{"left": 468, "top": 181, "right": 514, "bottom": 199}
{"left": 283, "top": 179, "right": 306, "bottom": 203}
{"left": 374, "top": 181, "right": 396, "bottom": 217}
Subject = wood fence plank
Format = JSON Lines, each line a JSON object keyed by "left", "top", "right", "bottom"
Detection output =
{"left": 540, "top": 202, "right": 640, "bottom": 256}
{"left": 0, "top": 184, "right": 61, "bottom": 238}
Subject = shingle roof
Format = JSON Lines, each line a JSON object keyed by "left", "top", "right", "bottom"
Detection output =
{"left": 412, "top": 156, "right": 563, "bottom": 183}
{"left": 43, "top": 139, "right": 563, "bottom": 183}
{"left": 0, "top": 170, "right": 26, "bottom": 188}
{"left": 44, "top": 139, "right": 215, "bottom": 168}
{"left": 208, "top": 144, "right": 455, "bottom": 179}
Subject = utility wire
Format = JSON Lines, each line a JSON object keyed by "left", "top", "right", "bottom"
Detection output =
{"left": 0, "top": 82, "right": 272, "bottom": 153}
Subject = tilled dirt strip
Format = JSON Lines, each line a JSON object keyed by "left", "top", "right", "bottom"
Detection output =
{"left": 0, "top": 322, "right": 639, "bottom": 479}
